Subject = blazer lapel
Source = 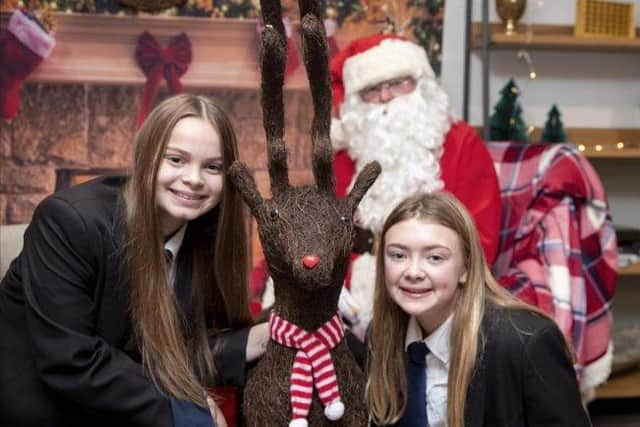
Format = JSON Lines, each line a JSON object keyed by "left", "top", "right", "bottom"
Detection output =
{"left": 464, "top": 309, "right": 497, "bottom": 427}
{"left": 464, "top": 356, "right": 486, "bottom": 427}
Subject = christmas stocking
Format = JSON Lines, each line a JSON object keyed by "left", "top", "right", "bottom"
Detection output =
{"left": 0, "top": 10, "right": 55, "bottom": 120}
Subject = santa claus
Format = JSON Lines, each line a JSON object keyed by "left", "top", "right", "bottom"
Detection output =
{"left": 330, "top": 34, "right": 502, "bottom": 338}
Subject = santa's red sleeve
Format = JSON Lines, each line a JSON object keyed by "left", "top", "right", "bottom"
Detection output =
{"left": 440, "top": 121, "right": 502, "bottom": 265}
{"left": 333, "top": 149, "right": 356, "bottom": 198}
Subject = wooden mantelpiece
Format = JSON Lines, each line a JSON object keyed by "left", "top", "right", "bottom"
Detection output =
{"left": 2, "top": 12, "right": 262, "bottom": 88}
{"left": 0, "top": 12, "right": 376, "bottom": 90}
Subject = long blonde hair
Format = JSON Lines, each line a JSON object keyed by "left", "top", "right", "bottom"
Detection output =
{"left": 124, "top": 94, "right": 251, "bottom": 406}
{"left": 366, "top": 191, "right": 551, "bottom": 426}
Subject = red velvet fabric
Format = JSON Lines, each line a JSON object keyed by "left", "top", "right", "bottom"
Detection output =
{"left": 209, "top": 385, "right": 239, "bottom": 427}
{"left": 135, "top": 32, "right": 192, "bottom": 128}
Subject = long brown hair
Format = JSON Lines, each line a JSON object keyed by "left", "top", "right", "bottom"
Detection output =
{"left": 366, "top": 192, "right": 552, "bottom": 426}
{"left": 124, "top": 93, "right": 251, "bottom": 406}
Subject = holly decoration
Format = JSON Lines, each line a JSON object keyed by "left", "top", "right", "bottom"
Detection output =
{"left": 541, "top": 104, "right": 567, "bottom": 143}
{"left": 489, "top": 78, "right": 529, "bottom": 142}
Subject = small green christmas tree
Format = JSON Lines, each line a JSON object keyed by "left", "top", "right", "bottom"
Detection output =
{"left": 541, "top": 104, "right": 567, "bottom": 143}
{"left": 489, "top": 79, "right": 529, "bottom": 142}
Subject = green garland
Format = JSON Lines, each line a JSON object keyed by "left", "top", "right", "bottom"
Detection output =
{"left": 19, "top": 0, "right": 443, "bottom": 74}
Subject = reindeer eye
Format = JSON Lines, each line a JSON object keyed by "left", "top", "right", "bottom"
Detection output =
{"left": 340, "top": 215, "right": 350, "bottom": 224}
{"left": 269, "top": 208, "right": 279, "bottom": 219}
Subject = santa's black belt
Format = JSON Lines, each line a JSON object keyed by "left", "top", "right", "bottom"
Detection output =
{"left": 353, "top": 226, "right": 375, "bottom": 255}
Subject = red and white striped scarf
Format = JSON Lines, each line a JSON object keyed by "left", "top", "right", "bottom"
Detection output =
{"left": 269, "top": 311, "right": 345, "bottom": 426}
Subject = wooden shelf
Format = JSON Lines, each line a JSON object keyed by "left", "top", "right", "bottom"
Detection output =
{"left": 552, "top": 128, "right": 640, "bottom": 159}
{"left": 472, "top": 23, "right": 640, "bottom": 52}
{"left": 595, "top": 366, "right": 640, "bottom": 399}
{"left": 619, "top": 263, "right": 640, "bottom": 276}
{"left": 476, "top": 128, "right": 640, "bottom": 159}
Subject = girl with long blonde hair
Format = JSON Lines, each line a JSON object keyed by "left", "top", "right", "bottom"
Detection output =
{"left": 366, "top": 191, "right": 588, "bottom": 427}
{"left": 0, "top": 94, "right": 268, "bottom": 427}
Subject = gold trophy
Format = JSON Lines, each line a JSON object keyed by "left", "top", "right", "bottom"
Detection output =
{"left": 496, "top": 0, "right": 527, "bottom": 35}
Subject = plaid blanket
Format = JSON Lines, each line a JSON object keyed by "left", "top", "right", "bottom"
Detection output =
{"left": 487, "top": 142, "right": 618, "bottom": 391}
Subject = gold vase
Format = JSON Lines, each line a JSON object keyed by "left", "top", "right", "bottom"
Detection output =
{"left": 495, "top": 0, "right": 527, "bottom": 35}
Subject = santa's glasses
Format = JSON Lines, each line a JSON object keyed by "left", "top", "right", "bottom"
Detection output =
{"left": 358, "top": 76, "right": 417, "bottom": 104}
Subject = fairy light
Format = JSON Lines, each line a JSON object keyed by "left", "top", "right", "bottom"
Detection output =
{"left": 578, "top": 144, "right": 586, "bottom": 152}
{"left": 517, "top": 50, "right": 537, "bottom": 80}
{"left": 617, "top": 142, "right": 625, "bottom": 150}
{"left": 595, "top": 144, "right": 603, "bottom": 152}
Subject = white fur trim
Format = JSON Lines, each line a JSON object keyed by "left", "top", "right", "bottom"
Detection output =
{"left": 261, "top": 276, "right": 275, "bottom": 309}
{"left": 342, "top": 39, "right": 434, "bottom": 96}
{"left": 349, "top": 253, "right": 377, "bottom": 324}
{"left": 8, "top": 11, "right": 55, "bottom": 59}
{"left": 289, "top": 419, "right": 308, "bottom": 427}
{"left": 338, "top": 286, "right": 369, "bottom": 341}
{"left": 338, "top": 286, "right": 361, "bottom": 324}
{"left": 331, "top": 117, "right": 348, "bottom": 150}
{"left": 580, "top": 340, "right": 613, "bottom": 403}
{"left": 324, "top": 400, "right": 345, "bottom": 420}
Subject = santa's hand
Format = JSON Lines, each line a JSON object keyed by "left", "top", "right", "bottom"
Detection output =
{"left": 246, "top": 322, "right": 269, "bottom": 362}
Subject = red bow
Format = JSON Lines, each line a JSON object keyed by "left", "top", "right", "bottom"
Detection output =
{"left": 135, "top": 31, "right": 192, "bottom": 128}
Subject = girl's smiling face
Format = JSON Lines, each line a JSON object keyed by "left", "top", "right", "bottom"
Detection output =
{"left": 155, "top": 116, "right": 224, "bottom": 237}
{"left": 384, "top": 217, "right": 467, "bottom": 334}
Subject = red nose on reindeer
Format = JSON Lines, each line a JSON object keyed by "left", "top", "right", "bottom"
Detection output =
{"left": 302, "top": 255, "right": 320, "bottom": 269}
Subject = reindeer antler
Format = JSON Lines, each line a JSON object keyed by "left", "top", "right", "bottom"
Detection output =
{"left": 259, "top": 0, "right": 289, "bottom": 194}
{"left": 298, "top": 1, "right": 381, "bottom": 209}
{"left": 229, "top": 0, "right": 380, "bottom": 219}
{"left": 227, "top": 0, "right": 289, "bottom": 215}
{"left": 299, "top": 0, "right": 333, "bottom": 193}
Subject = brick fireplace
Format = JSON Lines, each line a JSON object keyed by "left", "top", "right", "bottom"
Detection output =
{"left": 0, "top": 12, "right": 375, "bottom": 266}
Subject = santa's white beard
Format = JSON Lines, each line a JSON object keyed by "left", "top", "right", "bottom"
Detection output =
{"left": 339, "top": 77, "right": 452, "bottom": 233}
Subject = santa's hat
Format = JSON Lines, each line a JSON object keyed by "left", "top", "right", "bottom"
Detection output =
{"left": 330, "top": 34, "right": 435, "bottom": 111}
{"left": 329, "top": 34, "right": 435, "bottom": 147}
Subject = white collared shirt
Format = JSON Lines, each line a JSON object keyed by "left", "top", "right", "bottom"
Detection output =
{"left": 163, "top": 224, "right": 187, "bottom": 287}
{"left": 404, "top": 314, "right": 453, "bottom": 427}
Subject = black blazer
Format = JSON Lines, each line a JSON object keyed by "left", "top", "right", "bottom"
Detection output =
{"left": 0, "top": 177, "right": 249, "bottom": 427}
{"left": 464, "top": 306, "right": 591, "bottom": 426}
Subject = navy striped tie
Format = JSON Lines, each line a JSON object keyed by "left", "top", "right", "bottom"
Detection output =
{"left": 395, "top": 341, "right": 429, "bottom": 427}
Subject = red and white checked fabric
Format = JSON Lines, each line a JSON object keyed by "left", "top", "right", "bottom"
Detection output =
{"left": 487, "top": 142, "right": 617, "bottom": 393}
{"left": 269, "top": 311, "right": 345, "bottom": 426}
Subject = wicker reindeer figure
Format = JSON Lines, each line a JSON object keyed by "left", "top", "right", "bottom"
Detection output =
{"left": 227, "top": 0, "right": 380, "bottom": 425}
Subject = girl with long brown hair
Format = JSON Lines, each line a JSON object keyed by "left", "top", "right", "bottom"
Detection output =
{"left": 0, "top": 93, "right": 268, "bottom": 427}
{"left": 366, "top": 192, "right": 589, "bottom": 427}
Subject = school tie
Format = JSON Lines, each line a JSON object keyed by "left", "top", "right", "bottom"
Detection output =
{"left": 395, "top": 341, "right": 429, "bottom": 427}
